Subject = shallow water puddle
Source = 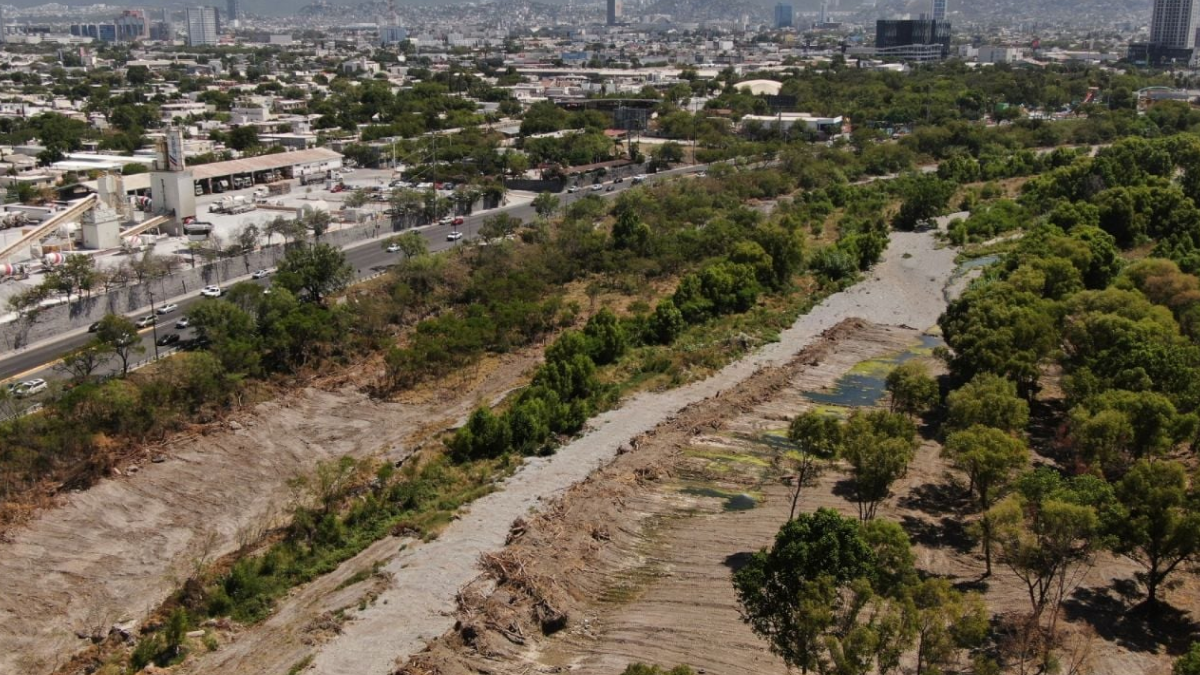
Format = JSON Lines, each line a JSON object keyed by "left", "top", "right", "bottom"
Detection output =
{"left": 803, "top": 334, "right": 943, "bottom": 408}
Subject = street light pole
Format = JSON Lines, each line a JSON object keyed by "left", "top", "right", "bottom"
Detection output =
{"left": 147, "top": 287, "right": 160, "bottom": 360}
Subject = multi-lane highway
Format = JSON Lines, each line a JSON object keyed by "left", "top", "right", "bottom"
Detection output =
{"left": 0, "top": 165, "right": 707, "bottom": 392}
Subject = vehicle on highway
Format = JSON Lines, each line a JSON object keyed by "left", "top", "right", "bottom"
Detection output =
{"left": 614, "top": 176, "right": 624, "bottom": 183}
{"left": 447, "top": 231, "right": 463, "bottom": 241}
{"left": 452, "top": 216, "right": 464, "bottom": 226}
{"left": 251, "top": 269, "right": 272, "bottom": 279}
{"left": 88, "top": 321, "right": 101, "bottom": 333}
{"left": 439, "top": 215, "right": 454, "bottom": 225}
{"left": 632, "top": 174, "right": 647, "bottom": 184}
{"left": 567, "top": 186, "right": 580, "bottom": 193}
{"left": 15, "top": 378, "right": 47, "bottom": 398}
{"left": 200, "top": 285, "right": 223, "bottom": 298}
{"left": 135, "top": 315, "right": 156, "bottom": 328}
{"left": 156, "top": 333, "right": 181, "bottom": 347}
{"left": 386, "top": 243, "right": 401, "bottom": 253}
{"left": 175, "top": 317, "right": 190, "bottom": 329}
{"left": 591, "top": 184, "right": 604, "bottom": 192}
{"left": 605, "top": 185, "right": 615, "bottom": 192}
{"left": 156, "top": 303, "right": 179, "bottom": 315}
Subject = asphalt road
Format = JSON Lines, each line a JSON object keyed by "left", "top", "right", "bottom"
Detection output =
{"left": 0, "top": 164, "right": 706, "bottom": 396}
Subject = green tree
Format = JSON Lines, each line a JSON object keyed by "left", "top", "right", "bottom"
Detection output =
{"left": 651, "top": 141, "right": 684, "bottom": 167}
{"left": 1069, "top": 390, "right": 1195, "bottom": 474}
{"left": 943, "top": 425, "right": 1029, "bottom": 575}
{"left": 162, "top": 607, "right": 189, "bottom": 658}
{"left": 187, "top": 299, "right": 261, "bottom": 375}
{"left": 227, "top": 125, "right": 260, "bottom": 151}
{"left": 344, "top": 188, "right": 371, "bottom": 208}
{"left": 786, "top": 410, "right": 841, "bottom": 520}
{"left": 449, "top": 406, "right": 512, "bottom": 461}
{"left": 46, "top": 254, "right": 99, "bottom": 304}
{"left": 479, "top": 213, "right": 521, "bottom": 241}
{"left": 839, "top": 411, "right": 918, "bottom": 521}
{"left": 908, "top": 579, "right": 989, "bottom": 675}
{"left": 1111, "top": 460, "right": 1200, "bottom": 606}
{"left": 612, "top": 209, "right": 651, "bottom": 251}
{"left": 944, "top": 373, "right": 1029, "bottom": 433}
{"left": 385, "top": 231, "right": 428, "bottom": 259}
{"left": 649, "top": 298, "right": 685, "bottom": 344}
{"left": 733, "top": 508, "right": 877, "bottom": 674}
{"left": 884, "top": 361, "right": 938, "bottom": 418}
{"left": 532, "top": 191, "right": 560, "bottom": 219}
{"left": 275, "top": 243, "right": 353, "bottom": 304}
{"left": 583, "top": 307, "right": 627, "bottom": 365}
{"left": 988, "top": 469, "right": 1114, "bottom": 620}
{"left": 55, "top": 342, "right": 112, "bottom": 384}
{"left": 892, "top": 175, "right": 955, "bottom": 231}
{"left": 95, "top": 314, "right": 144, "bottom": 375}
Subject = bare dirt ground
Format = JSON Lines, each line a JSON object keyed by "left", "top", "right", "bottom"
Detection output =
{"left": 0, "top": 350, "right": 540, "bottom": 675}
{"left": 163, "top": 230, "right": 957, "bottom": 675}
{"left": 404, "top": 315, "right": 1195, "bottom": 675}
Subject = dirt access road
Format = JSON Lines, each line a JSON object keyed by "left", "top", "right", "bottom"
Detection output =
{"left": 175, "top": 229, "right": 954, "bottom": 675}
{"left": 0, "top": 355, "right": 537, "bottom": 675}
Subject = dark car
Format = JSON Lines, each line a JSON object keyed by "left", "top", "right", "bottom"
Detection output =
{"left": 156, "top": 333, "right": 181, "bottom": 347}
{"left": 88, "top": 321, "right": 101, "bottom": 333}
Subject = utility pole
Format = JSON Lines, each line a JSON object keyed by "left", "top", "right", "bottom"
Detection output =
{"left": 146, "top": 286, "right": 160, "bottom": 359}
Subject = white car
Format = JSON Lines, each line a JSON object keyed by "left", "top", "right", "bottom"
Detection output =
{"left": 15, "top": 378, "right": 47, "bottom": 398}
{"left": 447, "top": 231, "right": 463, "bottom": 241}
{"left": 175, "top": 317, "right": 191, "bottom": 329}
{"left": 156, "top": 303, "right": 179, "bottom": 315}
{"left": 567, "top": 186, "right": 580, "bottom": 193}
{"left": 135, "top": 315, "right": 156, "bottom": 328}
{"left": 200, "top": 285, "right": 223, "bottom": 298}
{"left": 590, "top": 184, "right": 604, "bottom": 192}
{"left": 386, "top": 243, "right": 402, "bottom": 253}
{"left": 439, "top": 215, "right": 454, "bottom": 225}
{"left": 251, "top": 269, "right": 272, "bottom": 279}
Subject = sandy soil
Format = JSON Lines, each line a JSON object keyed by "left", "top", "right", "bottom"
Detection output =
{"left": 168, "top": 229, "right": 957, "bottom": 675}
{"left": 0, "top": 351, "right": 539, "bottom": 675}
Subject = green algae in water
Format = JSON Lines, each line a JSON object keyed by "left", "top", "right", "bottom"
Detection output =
{"left": 683, "top": 448, "right": 771, "bottom": 467}
{"left": 681, "top": 486, "right": 760, "bottom": 511}
{"left": 805, "top": 334, "right": 944, "bottom": 408}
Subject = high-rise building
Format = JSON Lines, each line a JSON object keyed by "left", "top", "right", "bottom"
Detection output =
{"left": 874, "top": 18, "right": 952, "bottom": 60}
{"left": 226, "top": 0, "right": 240, "bottom": 27}
{"left": 606, "top": 0, "right": 622, "bottom": 26}
{"left": 1129, "top": 0, "right": 1199, "bottom": 64}
{"left": 114, "top": 10, "right": 148, "bottom": 41}
{"left": 185, "top": 6, "right": 219, "bottom": 46}
{"left": 774, "top": 2, "right": 794, "bottom": 28}
{"left": 931, "top": 0, "right": 947, "bottom": 21}
{"left": 1150, "top": 0, "right": 1199, "bottom": 49}
{"left": 380, "top": 25, "right": 407, "bottom": 45}
{"left": 0, "top": 6, "right": 6, "bottom": 44}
